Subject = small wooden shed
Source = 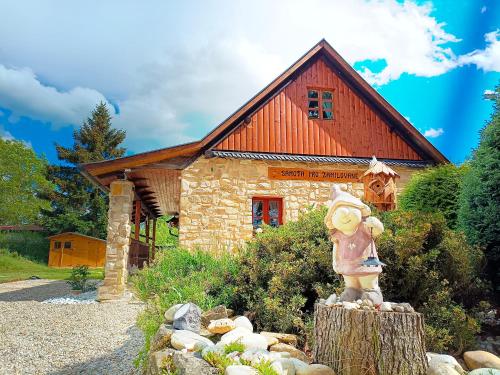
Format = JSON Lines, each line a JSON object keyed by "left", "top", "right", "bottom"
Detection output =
{"left": 47, "top": 232, "right": 106, "bottom": 268}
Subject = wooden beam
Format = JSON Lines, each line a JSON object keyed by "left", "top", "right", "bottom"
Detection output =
{"left": 152, "top": 218, "right": 157, "bottom": 261}
{"left": 134, "top": 200, "right": 141, "bottom": 241}
{"left": 145, "top": 216, "right": 150, "bottom": 244}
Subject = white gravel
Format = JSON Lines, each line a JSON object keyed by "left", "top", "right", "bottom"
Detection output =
{"left": 0, "top": 280, "right": 145, "bottom": 375}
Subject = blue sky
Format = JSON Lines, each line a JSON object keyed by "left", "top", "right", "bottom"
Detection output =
{"left": 0, "top": 0, "right": 499, "bottom": 165}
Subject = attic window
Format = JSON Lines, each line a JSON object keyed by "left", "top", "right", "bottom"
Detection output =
{"left": 308, "top": 89, "right": 334, "bottom": 120}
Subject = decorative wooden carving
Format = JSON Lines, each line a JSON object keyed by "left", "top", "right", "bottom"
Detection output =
{"left": 362, "top": 157, "right": 399, "bottom": 211}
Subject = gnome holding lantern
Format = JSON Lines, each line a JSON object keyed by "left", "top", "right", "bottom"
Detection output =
{"left": 324, "top": 185, "right": 385, "bottom": 305}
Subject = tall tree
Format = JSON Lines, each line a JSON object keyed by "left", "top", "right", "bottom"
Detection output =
{"left": 0, "top": 139, "right": 53, "bottom": 225}
{"left": 458, "top": 84, "right": 500, "bottom": 293}
{"left": 43, "top": 102, "right": 126, "bottom": 238}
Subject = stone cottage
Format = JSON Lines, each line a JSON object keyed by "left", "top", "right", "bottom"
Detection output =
{"left": 81, "top": 39, "right": 447, "bottom": 300}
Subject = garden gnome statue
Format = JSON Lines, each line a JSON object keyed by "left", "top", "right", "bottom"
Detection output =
{"left": 324, "top": 185, "right": 385, "bottom": 305}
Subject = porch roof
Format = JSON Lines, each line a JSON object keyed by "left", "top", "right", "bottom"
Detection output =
{"left": 80, "top": 141, "right": 201, "bottom": 218}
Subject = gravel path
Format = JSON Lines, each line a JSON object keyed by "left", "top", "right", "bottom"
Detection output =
{"left": 0, "top": 280, "right": 144, "bottom": 375}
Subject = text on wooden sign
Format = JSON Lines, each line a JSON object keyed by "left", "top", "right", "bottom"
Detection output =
{"left": 268, "top": 167, "right": 360, "bottom": 182}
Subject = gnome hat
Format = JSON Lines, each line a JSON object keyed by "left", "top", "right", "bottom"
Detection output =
{"left": 324, "top": 185, "right": 371, "bottom": 230}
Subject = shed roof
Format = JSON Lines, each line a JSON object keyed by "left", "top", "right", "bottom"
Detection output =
{"left": 47, "top": 232, "right": 107, "bottom": 243}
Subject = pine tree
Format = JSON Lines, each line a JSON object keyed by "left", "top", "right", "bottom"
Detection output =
{"left": 42, "top": 102, "right": 126, "bottom": 238}
{"left": 458, "top": 84, "right": 500, "bottom": 293}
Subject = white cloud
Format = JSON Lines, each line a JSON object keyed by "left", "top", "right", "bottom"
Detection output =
{"left": 0, "top": 64, "right": 111, "bottom": 128}
{"left": 0, "top": 0, "right": 495, "bottom": 152}
{"left": 458, "top": 30, "right": 500, "bottom": 72}
{"left": 484, "top": 89, "right": 494, "bottom": 95}
{"left": 0, "top": 125, "right": 14, "bottom": 140}
{"left": 423, "top": 128, "right": 444, "bottom": 138}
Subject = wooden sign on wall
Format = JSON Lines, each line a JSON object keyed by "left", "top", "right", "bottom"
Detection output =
{"left": 268, "top": 167, "right": 360, "bottom": 182}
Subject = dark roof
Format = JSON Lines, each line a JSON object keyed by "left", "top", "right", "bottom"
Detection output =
{"left": 47, "top": 232, "right": 106, "bottom": 243}
{"left": 206, "top": 150, "right": 433, "bottom": 168}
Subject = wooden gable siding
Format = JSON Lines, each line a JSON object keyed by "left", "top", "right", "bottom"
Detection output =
{"left": 214, "top": 57, "right": 421, "bottom": 160}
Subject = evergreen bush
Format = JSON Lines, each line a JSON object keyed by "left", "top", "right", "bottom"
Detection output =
{"left": 398, "top": 164, "right": 467, "bottom": 228}
{"left": 458, "top": 85, "right": 500, "bottom": 293}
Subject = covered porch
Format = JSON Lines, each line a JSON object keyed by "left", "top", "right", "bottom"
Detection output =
{"left": 80, "top": 142, "right": 200, "bottom": 300}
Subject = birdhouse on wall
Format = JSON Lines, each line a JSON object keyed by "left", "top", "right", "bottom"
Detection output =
{"left": 362, "top": 156, "right": 400, "bottom": 211}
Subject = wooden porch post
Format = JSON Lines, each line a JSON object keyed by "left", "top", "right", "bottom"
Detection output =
{"left": 152, "top": 218, "right": 157, "bottom": 260}
{"left": 134, "top": 200, "right": 141, "bottom": 240}
{"left": 145, "top": 216, "right": 150, "bottom": 244}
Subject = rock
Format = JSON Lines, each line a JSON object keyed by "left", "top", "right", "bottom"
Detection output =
{"left": 468, "top": 369, "right": 500, "bottom": 375}
{"left": 170, "top": 330, "right": 214, "bottom": 351}
{"left": 172, "top": 350, "right": 219, "bottom": 375}
{"left": 200, "top": 327, "right": 217, "bottom": 338}
{"left": 464, "top": 351, "right": 500, "bottom": 370}
{"left": 240, "top": 333, "right": 269, "bottom": 351}
{"left": 399, "top": 302, "right": 415, "bottom": 313}
{"left": 164, "top": 304, "right": 183, "bottom": 323}
{"left": 380, "top": 302, "right": 393, "bottom": 312}
{"left": 233, "top": 316, "right": 253, "bottom": 332}
{"left": 150, "top": 324, "right": 174, "bottom": 352}
{"left": 427, "top": 362, "right": 462, "bottom": 375}
{"left": 147, "top": 349, "right": 175, "bottom": 375}
{"left": 220, "top": 327, "right": 253, "bottom": 345}
{"left": 394, "top": 305, "right": 405, "bottom": 313}
{"left": 427, "top": 353, "right": 464, "bottom": 374}
{"left": 272, "top": 358, "right": 296, "bottom": 375}
{"left": 173, "top": 303, "right": 202, "bottom": 333}
{"left": 225, "top": 365, "right": 258, "bottom": 375}
{"left": 296, "top": 364, "right": 336, "bottom": 375}
{"left": 290, "top": 358, "right": 309, "bottom": 372}
{"left": 241, "top": 349, "right": 272, "bottom": 366}
{"left": 264, "top": 335, "right": 280, "bottom": 347}
{"left": 270, "top": 343, "right": 311, "bottom": 363}
{"left": 202, "top": 305, "right": 230, "bottom": 327}
{"left": 325, "top": 294, "right": 337, "bottom": 306}
{"left": 202, "top": 344, "right": 225, "bottom": 358}
{"left": 261, "top": 332, "right": 299, "bottom": 346}
{"left": 361, "top": 299, "right": 373, "bottom": 307}
{"left": 208, "top": 318, "right": 236, "bottom": 334}
{"left": 342, "top": 302, "right": 359, "bottom": 310}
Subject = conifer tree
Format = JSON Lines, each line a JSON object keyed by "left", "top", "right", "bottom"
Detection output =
{"left": 458, "top": 85, "right": 500, "bottom": 293}
{"left": 43, "top": 102, "right": 126, "bottom": 238}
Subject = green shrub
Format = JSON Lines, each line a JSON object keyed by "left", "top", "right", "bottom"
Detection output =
{"left": 377, "top": 210, "right": 487, "bottom": 309}
{"left": 398, "top": 164, "right": 467, "bottom": 228}
{"left": 67, "top": 265, "right": 97, "bottom": 291}
{"left": 233, "top": 207, "right": 485, "bottom": 353}
{"left": 132, "top": 248, "right": 239, "bottom": 368}
{"left": 0, "top": 231, "right": 49, "bottom": 263}
{"left": 233, "top": 207, "right": 339, "bottom": 339}
{"left": 458, "top": 85, "right": 500, "bottom": 293}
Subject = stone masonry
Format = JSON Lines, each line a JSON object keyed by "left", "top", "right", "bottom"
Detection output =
{"left": 179, "top": 156, "right": 416, "bottom": 252}
{"left": 97, "top": 180, "right": 134, "bottom": 301}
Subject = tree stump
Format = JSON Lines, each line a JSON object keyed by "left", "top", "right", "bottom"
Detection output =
{"left": 313, "top": 302, "right": 428, "bottom": 375}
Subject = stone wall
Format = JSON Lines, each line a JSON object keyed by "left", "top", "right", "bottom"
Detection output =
{"left": 98, "top": 180, "right": 134, "bottom": 301}
{"left": 179, "top": 156, "right": 417, "bottom": 252}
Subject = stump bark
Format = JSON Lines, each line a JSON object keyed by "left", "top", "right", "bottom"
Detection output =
{"left": 313, "top": 303, "right": 427, "bottom": 375}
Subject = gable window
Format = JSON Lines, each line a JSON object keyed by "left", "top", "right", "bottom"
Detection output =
{"left": 252, "top": 197, "right": 283, "bottom": 229}
{"left": 64, "top": 241, "right": 72, "bottom": 249}
{"left": 308, "top": 89, "right": 334, "bottom": 119}
{"left": 54, "top": 241, "right": 61, "bottom": 249}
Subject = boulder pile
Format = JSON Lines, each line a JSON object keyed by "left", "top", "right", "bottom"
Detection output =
{"left": 147, "top": 303, "right": 335, "bottom": 375}
{"left": 148, "top": 301, "right": 500, "bottom": 375}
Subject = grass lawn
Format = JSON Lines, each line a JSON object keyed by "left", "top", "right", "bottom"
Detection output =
{"left": 0, "top": 250, "right": 104, "bottom": 283}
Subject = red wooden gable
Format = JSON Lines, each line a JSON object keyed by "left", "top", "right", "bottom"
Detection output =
{"left": 214, "top": 56, "right": 421, "bottom": 160}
